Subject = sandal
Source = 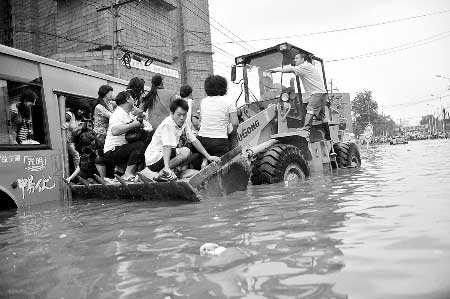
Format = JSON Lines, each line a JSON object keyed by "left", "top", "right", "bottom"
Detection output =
{"left": 154, "top": 170, "right": 178, "bottom": 182}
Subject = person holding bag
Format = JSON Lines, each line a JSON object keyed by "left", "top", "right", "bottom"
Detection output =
{"left": 103, "top": 91, "right": 146, "bottom": 181}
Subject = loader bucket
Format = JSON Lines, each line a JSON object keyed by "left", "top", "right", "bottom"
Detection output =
{"left": 70, "top": 180, "right": 200, "bottom": 202}
{"left": 70, "top": 146, "right": 250, "bottom": 202}
{"left": 189, "top": 146, "right": 251, "bottom": 197}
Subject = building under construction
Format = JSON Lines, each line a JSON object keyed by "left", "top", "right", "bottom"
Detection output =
{"left": 0, "top": 0, "right": 214, "bottom": 100}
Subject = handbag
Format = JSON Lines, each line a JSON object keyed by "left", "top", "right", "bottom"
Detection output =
{"left": 125, "top": 127, "right": 146, "bottom": 143}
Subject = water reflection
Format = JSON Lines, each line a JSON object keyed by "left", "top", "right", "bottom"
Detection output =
{"left": 0, "top": 140, "right": 450, "bottom": 299}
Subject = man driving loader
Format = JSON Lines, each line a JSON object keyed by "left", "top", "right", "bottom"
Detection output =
{"left": 269, "top": 53, "right": 330, "bottom": 138}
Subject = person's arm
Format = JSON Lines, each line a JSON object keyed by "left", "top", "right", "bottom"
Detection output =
{"left": 96, "top": 105, "right": 112, "bottom": 119}
{"left": 65, "top": 166, "right": 80, "bottom": 183}
{"left": 159, "top": 125, "right": 177, "bottom": 172}
{"left": 111, "top": 119, "right": 141, "bottom": 136}
{"left": 269, "top": 65, "right": 296, "bottom": 73}
{"left": 191, "top": 139, "right": 220, "bottom": 162}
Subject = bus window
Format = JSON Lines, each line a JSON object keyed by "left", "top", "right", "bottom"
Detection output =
{"left": 0, "top": 78, "right": 47, "bottom": 146}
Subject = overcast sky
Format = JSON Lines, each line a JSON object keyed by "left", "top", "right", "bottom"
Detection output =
{"left": 208, "top": 0, "right": 450, "bottom": 126}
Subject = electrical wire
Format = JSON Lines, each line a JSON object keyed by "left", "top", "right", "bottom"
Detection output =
{"left": 183, "top": 0, "right": 258, "bottom": 52}
{"left": 326, "top": 29, "right": 450, "bottom": 62}
{"left": 213, "top": 8, "right": 450, "bottom": 45}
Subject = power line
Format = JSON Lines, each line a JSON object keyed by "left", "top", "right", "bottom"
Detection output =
{"left": 381, "top": 95, "right": 450, "bottom": 111}
{"left": 176, "top": 0, "right": 249, "bottom": 55}
{"left": 326, "top": 29, "right": 450, "bottom": 62}
{"left": 212, "top": 8, "right": 450, "bottom": 45}
{"left": 120, "top": 2, "right": 236, "bottom": 59}
{"left": 183, "top": 0, "right": 258, "bottom": 52}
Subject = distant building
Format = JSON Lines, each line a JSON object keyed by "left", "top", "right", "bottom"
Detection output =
{"left": 399, "top": 119, "right": 410, "bottom": 128}
{"left": 0, "top": 0, "right": 214, "bottom": 105}
{"left": 329, "top": 92, "right": 352, "bottom": 132}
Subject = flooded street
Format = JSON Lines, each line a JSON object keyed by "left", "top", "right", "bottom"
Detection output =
{"left": 0, "top": 139, "right": 449, "bottom": 299}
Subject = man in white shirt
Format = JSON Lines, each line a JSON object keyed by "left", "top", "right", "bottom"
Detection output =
{"left": 142, "top": 98, "right": 220, "bottom": 181}
{"left": 270, "top": 53, "right": 329, "bottom": 136}
{"left": 103, "top": 91, "right": 146, "bottom": 181}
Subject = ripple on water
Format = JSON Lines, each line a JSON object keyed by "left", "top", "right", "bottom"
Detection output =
{"left": 0, "top": 140, "right": 450, "bottom": 298}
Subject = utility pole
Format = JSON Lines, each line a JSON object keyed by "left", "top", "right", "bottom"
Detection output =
{"left": 97, "top": 0, "right": 138, "bottom": 77}
{"left": 177, "top": 0, "right": 187, "bottom": 85}
{"left": 443, "top": 107, "right": 447, "bottom": 138}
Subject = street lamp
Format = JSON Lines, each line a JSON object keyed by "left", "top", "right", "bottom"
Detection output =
{"left": 436, "top": 74, "right": 450, "bottom": 90}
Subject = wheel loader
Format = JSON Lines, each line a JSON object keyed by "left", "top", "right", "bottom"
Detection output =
{"left": 220, "top": 42, "right": 362, "bottom": 187}
{"left": 71, "top": 43, "right": 361, "bottom": 201}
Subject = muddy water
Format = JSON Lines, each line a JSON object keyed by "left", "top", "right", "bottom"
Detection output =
{"left": 0, "top": 139, "right": 449, "bottom": 299}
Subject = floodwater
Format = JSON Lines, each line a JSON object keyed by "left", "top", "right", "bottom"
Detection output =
{"left": 1, "top": 140, "right": 450, "bottom": 299}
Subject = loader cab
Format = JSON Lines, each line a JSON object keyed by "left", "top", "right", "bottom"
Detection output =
{"left": 233, "top": 43, "right": 328, "bottom": 129}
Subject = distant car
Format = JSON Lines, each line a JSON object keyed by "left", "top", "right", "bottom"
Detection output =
{"left": 390, "top": 136, "right": 408, "bottom": 145}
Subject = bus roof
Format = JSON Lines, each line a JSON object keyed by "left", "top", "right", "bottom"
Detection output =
{"left": 0, "top": 44, "right": 129, "bottom": 86}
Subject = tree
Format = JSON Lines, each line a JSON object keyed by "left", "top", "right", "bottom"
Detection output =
{"left": 351, "top": 90, "right": 379, "bottom": 136}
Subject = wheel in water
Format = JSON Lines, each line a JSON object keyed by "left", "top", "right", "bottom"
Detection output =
{"left": 251, "top": 144, "right": 309, "bottom": 185}
{"left": 333, "top": 142, "right": 361, "bottom": 168}
{"left": 283, "top": 163, "right": 306, "bottom": 182}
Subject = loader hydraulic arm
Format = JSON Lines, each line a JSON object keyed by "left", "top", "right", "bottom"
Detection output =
{"left": 235, "top": 103, "right": 277, "bottom": 150}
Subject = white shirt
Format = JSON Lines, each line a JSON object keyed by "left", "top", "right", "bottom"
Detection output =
{"left": 198, "top": 95, "right": 236, "bottom": 139}
{"left": 284, "top": 62, "right": 326, "bottom": 96}
{"left": 145, "top": 115, "right": 196, "bottom": 166}
{"left": 103, "top": 106, "right": 132, "bottom": 153}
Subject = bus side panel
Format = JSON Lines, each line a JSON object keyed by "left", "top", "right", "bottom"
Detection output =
{"left": 0, "top": 150, "right": 62, "bottom": 208}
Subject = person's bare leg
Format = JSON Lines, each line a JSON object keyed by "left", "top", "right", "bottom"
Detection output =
{"left": 299, "top": 112, "right": 313, "bottom": 130}
{"left": 122, "top": 164, "right": 137, "bottom": 180}
{"left": 168, "top": 147, "right": 191, "bottom": 169}
{"left": 95, "top": 164, "right": 106, "bottom": 179}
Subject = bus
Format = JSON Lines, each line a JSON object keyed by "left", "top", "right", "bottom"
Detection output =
{"left": 0, "top": 44, "right": 132, "bottom": 210}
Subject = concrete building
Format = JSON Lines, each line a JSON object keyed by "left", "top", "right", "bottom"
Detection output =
{"left": 0, "top": 0, "right": 214, "bottom": 106}
{"left": 329, "top": 92, "right": 352, "bottom": 132}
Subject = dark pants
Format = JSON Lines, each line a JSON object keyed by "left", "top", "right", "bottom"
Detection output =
{"left": 197, "top": 136, "right": 230, "bottom": 157}
{"left": 104, "top": 141, "right": 145, "bottom": 168}
{"left": 148, "top": 148, "right": 176, "bottom": 172}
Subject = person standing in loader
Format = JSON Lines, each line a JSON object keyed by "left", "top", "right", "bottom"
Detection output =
{"left": 269, "top": 53, "right": 330, "bottom": 138}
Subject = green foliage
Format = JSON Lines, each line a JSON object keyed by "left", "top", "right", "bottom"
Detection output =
{"left": 351, "top": 90, "right": 397, "bottom": 136}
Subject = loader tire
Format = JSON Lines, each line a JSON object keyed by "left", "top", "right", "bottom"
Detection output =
{"left": 250, "top": 144, "right": 309, "bottom": 185}
{"left": 333, "top": 142, "right": 361, "bottom": 168}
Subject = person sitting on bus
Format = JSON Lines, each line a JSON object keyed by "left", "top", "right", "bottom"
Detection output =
{"left": 9, "top": 89, "right": 38, "bottom": 144}
{"left": 103, "top": 91, "right": 146, "bottom": 182}
{"left": 138, "top": 98, "right": 220, "bottom": 182}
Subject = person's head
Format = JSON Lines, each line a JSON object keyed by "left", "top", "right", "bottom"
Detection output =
{"left": 114, "top": 91, "right": 133, "bottom": 111}
{"left": 169, "top": 98, "right": 189, "bottom": 127}
{"left": 71, "top": 100, "right": 90, "bottom": 119}
{"left": 141, "top": 75, "right": 164, "bottom": 112}
{"left": 151, "top": 75, "right": 163, "bottom": 88}
{"left": 20, "top": 89, "right": 38, "bottom": 107}
{"left": 204, "top": 75, "right": 227, "bottom": 97}
{"left": 98, "top": 85, "right": 113, "bottom": 101}
{"left": 191, "top": 114, "right": 200, "bottom": 130}
{"left": 127, "top": 77, "right": 145, "bottom": 100}
{"left": 294, "top": 53, "right": 312, "bottom": 65}
{"left": 179, "top": 85, "right": 192, "bottom": 99}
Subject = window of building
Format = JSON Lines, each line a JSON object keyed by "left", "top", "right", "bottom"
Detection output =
{"left": 0, "top": 78, "right": 48, "bottom": 148}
